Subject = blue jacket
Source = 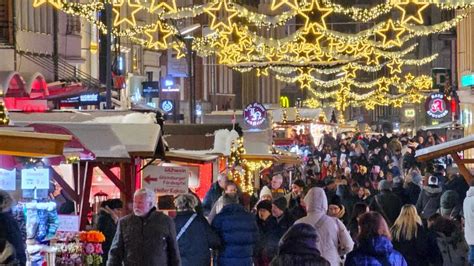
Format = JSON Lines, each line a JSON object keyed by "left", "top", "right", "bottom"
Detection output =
{"left": 345, "top": 236, "right": 407, "bottom": 266}
{"left": 174, "top": 211, "right": 221, "bottom": 266}
{"left": 202, "top": 182, "right": 223, "bottom": 215}
{"left": 212, "top": 204, "right": 258, "bottom": 266}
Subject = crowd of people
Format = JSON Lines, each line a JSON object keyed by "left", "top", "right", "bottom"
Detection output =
{"left": 1, "top": 130, "right": 474, "bottom": 266}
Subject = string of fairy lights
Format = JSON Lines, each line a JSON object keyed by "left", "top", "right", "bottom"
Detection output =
{"left": 32, "top": 0, "right": 468, "bottom": 113}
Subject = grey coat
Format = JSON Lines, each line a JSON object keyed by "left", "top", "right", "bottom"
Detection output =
{"left": 107, "top": 208, "right": 181, "bottom": 266}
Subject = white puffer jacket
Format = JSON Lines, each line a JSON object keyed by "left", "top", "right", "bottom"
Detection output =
{"left": 463, "top": 187, "right": 474, "bottom": 245}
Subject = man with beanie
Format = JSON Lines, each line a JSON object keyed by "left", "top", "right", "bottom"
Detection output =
{"left": 463, "top": 179, "right": 474, "bottom": 266}
{"left": 285, "top": 179, "right": 306, "bottom": 220}
{"left": 255, "top": 200, "right": 279, "bottom": 266}
{"left": 416, "top": 175, "right": 442, "bottom": 220}
{"left": 272, "top": 197, "right": 295, "bottom": 237}
{"left": 369, "top": 180, "right": 402, "bottom": 226}
{"left": 212, "top": 194, "right": 258, "bottom": 266}
{"left": 439, "top": 190, "right": 461, "bottom": 219}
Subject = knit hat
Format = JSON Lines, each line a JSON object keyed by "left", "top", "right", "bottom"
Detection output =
{"left": 378, "top": 180, "right": 392, "bottom": 191}
{"left": 259, "top": 186, "right": 272, "bottom": 200}
{"left": 292, "top": 179, "right": 306, "bottom": 189}
{"left": 440, "top": 190, "right": 459, "bottom": 214}
{"left": 272, "top": 197, "right": 288, "bottom": 212}
{"left": 256, "top": 200, "right": 272, "bottom": 213}
{"left": 328, "top": 196, "right": 343, "bottom": 209}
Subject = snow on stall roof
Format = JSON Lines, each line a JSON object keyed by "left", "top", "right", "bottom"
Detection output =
{"left": 415, "top": 134, "right": 474, "bottom": 159}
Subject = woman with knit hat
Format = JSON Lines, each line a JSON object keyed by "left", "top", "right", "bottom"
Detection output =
{"left": 254, "top": 200, "right": 279, "bottom": 266}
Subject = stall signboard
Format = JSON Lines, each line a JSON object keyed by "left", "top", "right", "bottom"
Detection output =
{"left": 244, "top": 102, "right": 267, "bottom": 127}
{"left": 58, "top": 215, "right": 80, "bottom": 232}
{"left": 0, "top": 169, "right": 16, "bottom": 191}
{"left": 425, "top": 93, "right": 449, "bottom": 119}
{"left": 161, "top": 100, "right": 174, "bottom": 113}
{"left": 141, "top": 81, "right": 160, "bottom": 98}
{"left": 142, "top": 166, "right": 189, "bottom": 194}
{"left": 21, "top": 168, "right": 49, "bottom": 190}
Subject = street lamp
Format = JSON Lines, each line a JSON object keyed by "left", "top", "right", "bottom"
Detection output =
{"left": 176, "top": 23, "right": 201, "bottom": 124}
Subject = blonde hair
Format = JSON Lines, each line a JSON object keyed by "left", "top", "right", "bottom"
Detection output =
{"left": 391, "top": 204, "right": 422, "bottom": 241}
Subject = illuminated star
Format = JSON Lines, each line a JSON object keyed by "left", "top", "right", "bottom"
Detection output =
{"left": 271, "top": 0, "right": 298, "bottom": 10}
{"left": 363, "top": 48, "right": 382, "bottom": 66}
{"left": 392, "top": 99, "right": 404, "bottom": 108}
{"left": 33, "top": 0, "right": 63, "bottom": 9}
{"left": 144, "top": 21, "right": 173, "bottom": 50}
{"left": 113, "top": 0, "right": 143, "bottom": 27}
{"left": 375, "top": 20, "right": 406, "bottom": 47}
{"left": 298, "top": 0, "right": 333, "bottom": 31}
{"left": 391, "top": 75, "right": 401, "bottom": 84}
{"left": 204, "top": 0, "right": 238, "bottom": 31}
{"left": 297, "top": 67, "right": 314, "bottom": 89}
{"left": 395, "top": 0, "right": 430, "bottom": 25}
{"left": 343, "top": 63, "right": 357, "bottom": 78}
{"left": 257, "top": 68, "right": 269, "bottom": 77}
{"left": 377, "top": 78, "right": 391, "bottom": 92}
{"left": 299, "top": 27, "right": 325, "bottom": 48}
{"left": 150, "top": 0, "right": 177, "bottom": 13}
{"left": 387, "top": 59, "right": 402, "bottom": 74}
{"left": 405, "top": 73, "right": 415, "bottom": 82}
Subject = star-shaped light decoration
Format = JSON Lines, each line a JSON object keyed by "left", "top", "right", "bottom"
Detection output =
{"left": 299, "top": 27, "right": 325, "bottom": 49}
{"left": 257, "top": 68, "right": 269, "bottom": 77}
{"left": 405, "top": 73, "right": 415, "bottom": 82}
{"left": 271, "top": 0, "right": 298, "bottom": 11}
{"left": 391, "top": 75, "right": 401, "bottom": 84}
{"left": 297, "top": 67, "right": 315, "bottom": 89}
{"left": 375, "top": 20, "right": 406, "bottom": 48}
{"left": 113, "top": 0, "right": 143, "bottom": 27}
{"left": 204, "top": 0, "right": 238, "bottom": 32}
{"left": 392, "top": 98, "right": 404, "bottom": 108}
{"left": 33, "top": 0, "right": 63, "bottom": 9}
{"left": 297, "top": 0, "right": 333, "bottom": 32}
{"left": 377, "top": 77, "right": 391, "bottom": 92}
{"left": 144, "top": 20, "right": 174, "bottom": 50}
{"left": 363, "top": 48, "right": 382, "bottom": 66}
{"left": 410, "top": 93, "right": 425, "bottom": 103}
{"left": 395, "top": 0, "right": 430, "bottom": 25}
{"left": 343, "top": 63, "right": 357, "bottom": 78}
{"left": 150, "top": 0, "right": 177, "bottom": 14}
{"left": 387, "top": 58, "right": 402, "bottom": 74}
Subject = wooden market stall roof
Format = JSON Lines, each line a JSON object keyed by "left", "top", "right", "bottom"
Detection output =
{"left": 415, "top": 135, "right": 474, "bottom": 183}
{"left": 0, "top": 128, "right": 71, "bottom": 157}
{"left": 165, "top": 151, "right": 220, "bottom": 164}
{"left": 241, "top": 154, "right": 302, "bottom": 165}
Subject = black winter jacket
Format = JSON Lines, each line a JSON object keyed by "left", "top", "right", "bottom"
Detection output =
{"left": 107, "top": 208, "right": 180, "bottom": 266}
{"left": 174, "top": 211, "right": 221, "bottom": 266}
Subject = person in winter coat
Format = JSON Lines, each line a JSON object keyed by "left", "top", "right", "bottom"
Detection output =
{"left": 95, "top": 199, "right": 123, "bottom": 265}
{"left": 439, "top": 190, "right": 462, "bottom": 219}
{"left": 430, "top": 216, "right": 469, "bottom": 266}
{"left": 390, "top": 204, "right": 441, "bottom": 266}
{"left": 107, "top": 189, "right": 180, "bottom": 266}
{"left": 463, "top": 179, "right": 474, "bottom": 265}
{"left": 0, "top": 189, "right": 26, "bottom": 265}
{"left": 445, "top": 173, "right": 469, "bottom": 202}
{"left": 369, "top": 180, "right": 403, "bottom": 226}
{"left": 254, "top": 200, "right": 279, "bottom": 266}
{"left": 207, "top": 181, "right": 239, "bottom": 223}
{"left": 270, "top": 223, "right": 330, "bottom": 266}
{"left": 212, "top": 193, "right": 259, "bottom": 266}
{"left": 345, "top": 212, "right": 407, "bottom": 266}
{"left": 404, "top": 170, "right": 422, "bottom": 205}
{"left": 295, "top": 187, "right": 354, "bottom": 266}
{"left": 416, "top": 176, "right": 443, "bottom": 220}
{"left": 173, "top": 194, "right": 221, "bottom": 266}
{"left": 347, "top": 203, "right": 369, "bottom": 244}
{"left": 271, "top": 197, "right": 294, "bottom": 237}
{"left": 202, "top": 173, "right": 227, "bottom": 216}
{"left": 285, "top": 180, "right": 306, "bottom": 220}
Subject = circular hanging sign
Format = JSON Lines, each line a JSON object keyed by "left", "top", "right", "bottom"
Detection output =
{"left": 425, "top": 93, "right": 449, "bottom": 119}
{"left": 244, "top": 102, "right": 267, "bottom": 127}
{"left": 161, "top": 100, "right": 174, "bottom": 113}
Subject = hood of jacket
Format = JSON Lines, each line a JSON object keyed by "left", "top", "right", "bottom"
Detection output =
{"left": 358, "top": 236, "right": 394, "bottom": 257}
{"left": 422, "top": 185, "right": 442, "bottom": 196}
{"left": 467, "top": 187, "right": 474, "bottom": 197}
{"left": 304, "top": 187, "right": 328, "bottom": 214}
